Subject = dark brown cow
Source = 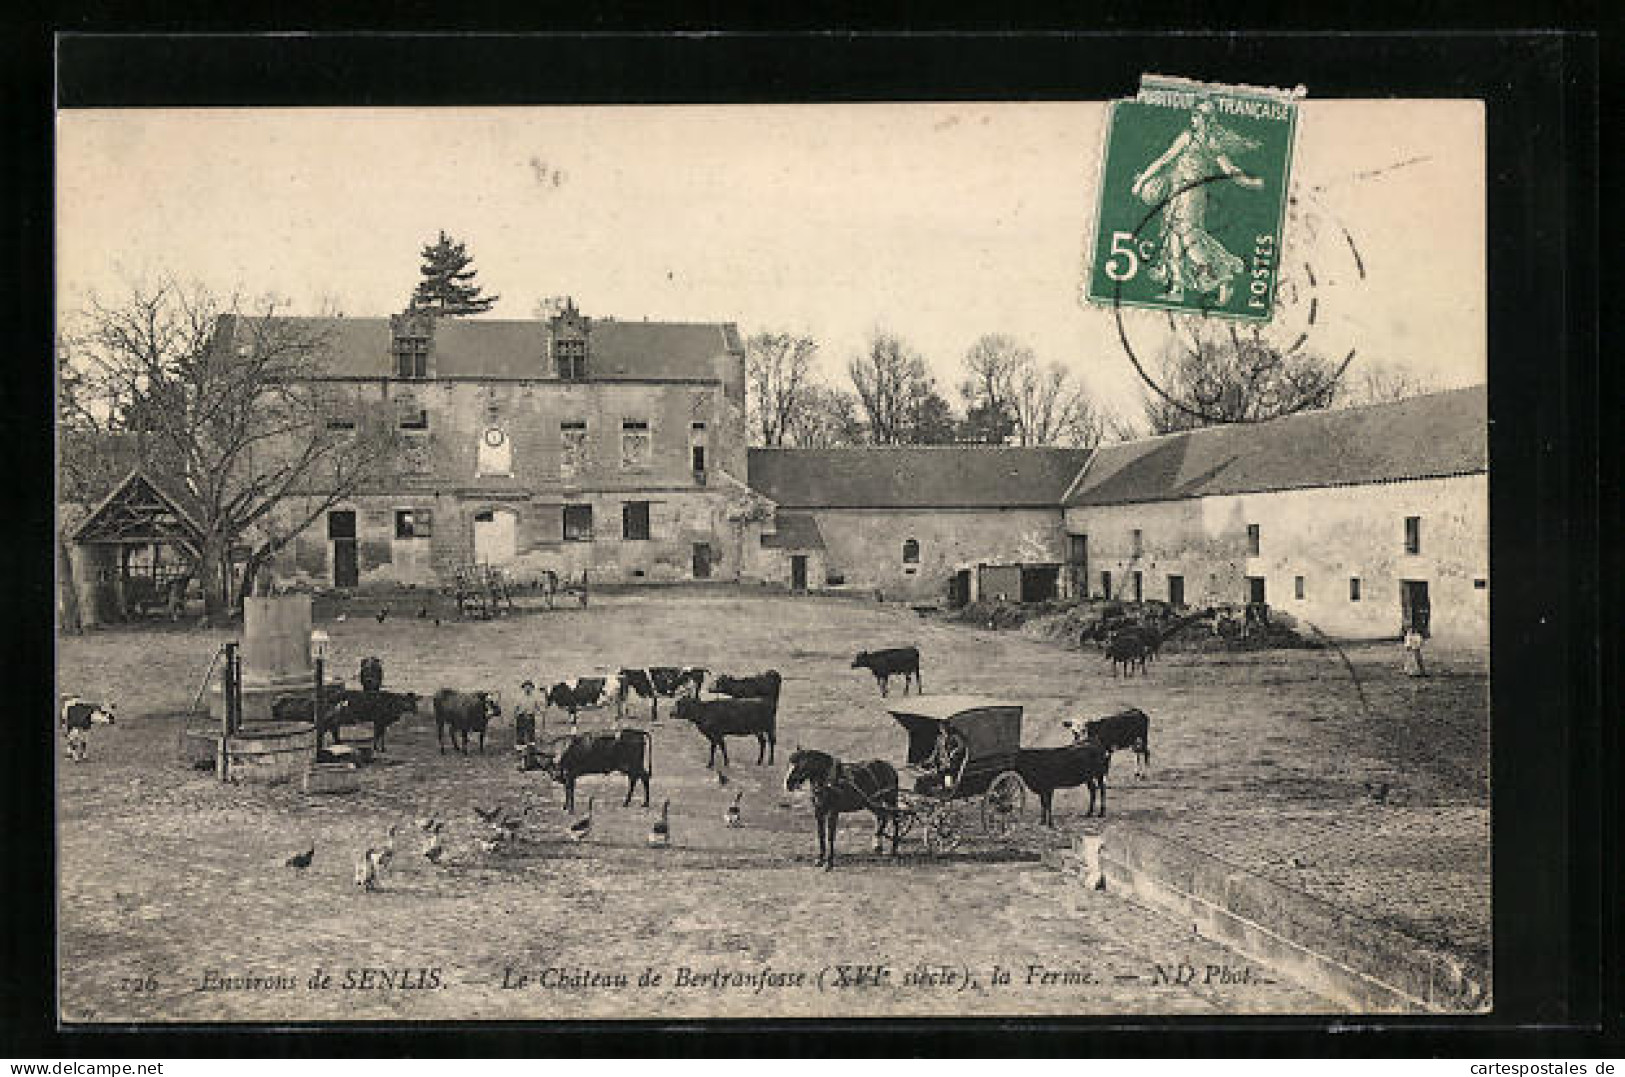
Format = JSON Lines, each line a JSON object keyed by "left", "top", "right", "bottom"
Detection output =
{"left": 673, "top": 695, "right": 777, "bottom": 767}
{"left": 533, "top": 729, "right": 652, "bottom": 812}
{"left": 432, "top": 689, "right": 502, "bottom": 754}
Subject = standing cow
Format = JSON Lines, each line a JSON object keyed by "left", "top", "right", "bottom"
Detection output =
{"left": 432, "top": 689, "right": 502, "bottom": 754}
{"left": 533, "top": 728, "right": 653, "bottom": 812}
{"left": 852, "top": 647, "right": 922, "bottom": 697}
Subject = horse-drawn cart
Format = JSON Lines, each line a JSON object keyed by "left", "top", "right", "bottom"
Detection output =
{"left": 887, "top": 696, "right": 1028, "bottom": 855}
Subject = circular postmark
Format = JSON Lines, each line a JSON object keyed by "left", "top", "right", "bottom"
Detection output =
{"left": 1103, "top": 175, "right": 1371, "bottom": 427}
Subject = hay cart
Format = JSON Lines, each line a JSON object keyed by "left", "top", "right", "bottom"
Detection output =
{"left": 887, "top": 696, "right": 1028, "bottom": 855}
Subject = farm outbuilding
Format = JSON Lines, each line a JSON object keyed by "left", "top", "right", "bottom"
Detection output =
{"left": 67, "top": 469, "right": 206, "bottom": 625}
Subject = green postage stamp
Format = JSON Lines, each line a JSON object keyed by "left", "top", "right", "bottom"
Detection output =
{"left": 1085, "top": 75, "right": 1304, "bottom": 322}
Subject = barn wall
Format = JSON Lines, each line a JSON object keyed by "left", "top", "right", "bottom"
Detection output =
{"left": 1064, "top": 472, "right": 1489, "bottom": 647}
{"left": 781, "top": 507, "right": 1067, "bottom": 602}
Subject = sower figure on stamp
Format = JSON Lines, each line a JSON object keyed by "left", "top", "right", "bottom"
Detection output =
{"left": 1131, "top": 99, "right": 1265, "bottom": 306}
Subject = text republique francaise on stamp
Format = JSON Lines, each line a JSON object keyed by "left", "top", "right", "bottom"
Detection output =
{"left": 1085, "top": 75, "right": 1304, "bottom": 323}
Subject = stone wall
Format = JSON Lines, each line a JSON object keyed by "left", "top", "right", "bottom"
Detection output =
{"left": 770, "top": 507, "right": 1068, "bottom": 602}
{"left": 1063, "top": 473, "right": 1489, "bottom": 646}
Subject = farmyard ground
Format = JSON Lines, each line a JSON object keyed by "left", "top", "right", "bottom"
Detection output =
{"left": 55, "top": 589, "right": 1488, "bottom": 1021}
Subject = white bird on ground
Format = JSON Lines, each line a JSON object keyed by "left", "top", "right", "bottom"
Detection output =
{"left": 725, "top": 791, "right": 743, "bottom": 828}
{"left": 647, "top": 800, "right": 670, "bottom": 847}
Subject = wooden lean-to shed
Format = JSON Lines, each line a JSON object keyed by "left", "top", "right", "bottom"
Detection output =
{"left": 68, "top": 468, "right": 206, "bottom": 624}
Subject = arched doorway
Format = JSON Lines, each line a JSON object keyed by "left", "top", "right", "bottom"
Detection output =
{"left": 473, "top": 507, "right": 518, "bottom": 565}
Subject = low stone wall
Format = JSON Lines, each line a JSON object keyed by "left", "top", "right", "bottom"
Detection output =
{"left": 1049, "top": 825, "right": 1489, "bottom": 1013}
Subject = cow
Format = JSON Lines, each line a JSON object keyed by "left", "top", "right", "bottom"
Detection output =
{"left": 271, "top": 693, "right": 352, "bottom": 748}
{"left": 1104, "top": 630, "right": 1149, "bottom": 677}
{"left": 546, "top": 677, "right": 613, "bottom": 723}
{"left": 710, "top": 670, "right": 783, "bottom": 702}
{"left": 851, "top": 647, "right": 922, "bottom": 697}
{"left": 532, "top": 728, "right": 652, "bottom": 812}
{"left": 432, "top": 689, "right": 502, "bottom": 754}
{"left": 59, "top": 697, "right": 115, "bottom": 762}
{"left": 359, "top": 656, "right": 384, "bottom": 693}
{"left": 673, "top": 695, "right": 778, "bottom": 767}
{"left": 1063, "top": 707, "right": 1151, "bottom": 779}
{"left": 1014, "top": 740, "right": 1111, "bottom": 824}
{"left": 338, "top": 690, "right": 421, "bottom": 752}
{"left": 615, "top": 666, "right": 706, "bottom": 721}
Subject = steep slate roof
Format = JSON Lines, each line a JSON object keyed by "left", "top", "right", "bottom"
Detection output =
{"left": 215, "top": 315, "right": 742, "bottom": 381}
{"left": 760, "top": 512, "right": 826, "bottom": 550}
{"left": 1065, "top": 385, "right": 1487, "bottom": 507}
{"left": 748, "top": 447, "right": 1091, "bottom": 509}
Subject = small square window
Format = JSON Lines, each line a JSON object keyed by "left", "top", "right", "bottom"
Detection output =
{"left": 1349, "top": 577, "right": 1362, "bottom": 602}
{"left": 1474, "top": 578, "right": 1488, "bottom": 590}
{"left": 563, "top": 504, "right": 594, "bottom": 542}
{"left": 1246, "top": 523, "right": 1261, "bottom": 556}
{"left": 394, "top": 510, "right": 416, "bottom": 539}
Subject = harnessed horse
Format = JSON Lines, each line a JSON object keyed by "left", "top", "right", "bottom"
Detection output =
{"left": 783, "top": 749, "right": 900, "bottom": 871}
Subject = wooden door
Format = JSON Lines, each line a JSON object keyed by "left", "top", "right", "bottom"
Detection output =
{"left": 790, "top": 555, "right": 808, "bottom": 591}
{"left": 692, "top": 543, "right": 713, "bottom": 579}
{"left": 328, "top": 511, "right": 358, "bottom": 588}
{"left": 1401, "top": 580, "right": 1431, "bottom": 637}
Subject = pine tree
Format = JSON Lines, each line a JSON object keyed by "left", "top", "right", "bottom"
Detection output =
{"left": 410, "top": 231, "right": 499, "bottom": 315}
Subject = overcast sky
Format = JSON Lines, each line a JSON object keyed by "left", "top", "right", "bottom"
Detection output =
{"left": 57, "top": 101, "right": 1484, "bottom": 420}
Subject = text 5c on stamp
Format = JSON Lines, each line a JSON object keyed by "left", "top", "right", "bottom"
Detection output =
{"left": 1085, "top": 75, "right": 1304, "bottom": 322}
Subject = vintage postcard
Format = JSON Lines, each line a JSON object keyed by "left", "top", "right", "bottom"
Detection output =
{"left": 54, "top": 93, "right": 1488, "bottom": 1023}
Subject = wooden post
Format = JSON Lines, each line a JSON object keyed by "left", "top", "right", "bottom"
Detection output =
{"left": 313, "top": 656, "right": 325, "bottom": 754}
{"left": 220, "top": 642, "right": 238, "bottom": 781}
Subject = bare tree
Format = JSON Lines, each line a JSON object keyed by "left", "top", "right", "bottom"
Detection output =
{"left": 62, "top": 280, "right": 400, "bottom": 619}
{"left": 1338, "top": 360, "right": 1435, "bottom": 407}
{"left": 847, "top": 330, "right": 942, "bottom": 445}
{"left": 1010, "top": 359, "right": 1105, "bottom": 448}
{"left": 786, "top": 384, "right": 865, "bottom": 448}
{"left": 1143, "top": 321, "right": 1344, "bottom": 434}
{"left": 746, "top": 331, "right": 820, "bottom": 447}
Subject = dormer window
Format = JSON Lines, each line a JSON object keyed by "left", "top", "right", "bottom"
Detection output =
{"left": 394, "top": 336, "right": 428, "bottom": 379}
{"left": 555, "top": 338, "right": 587, "bottom": 380}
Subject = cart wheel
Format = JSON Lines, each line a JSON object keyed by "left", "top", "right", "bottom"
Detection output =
{"left": 982, "top": 770, "right": 1026, "bottom": 839}
{"left": 924, "top": 803, "right": 964, "bottom": 856}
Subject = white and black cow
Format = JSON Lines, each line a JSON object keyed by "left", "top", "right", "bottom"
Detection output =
{"left": 59, "top": 696, "right": 115, "bottom": 762}
{"left": 545, "top": 677, "right": 617, "bottom": 723}
{"left": 615, "top": 666, "right": 706, "bottom": 720}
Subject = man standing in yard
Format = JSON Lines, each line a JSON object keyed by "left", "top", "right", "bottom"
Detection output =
{"left": 1402, "top": 626, "right": 1428, "bottom": 677}
{"left": 514, "top": 679, "right": 540, "bottom": 746}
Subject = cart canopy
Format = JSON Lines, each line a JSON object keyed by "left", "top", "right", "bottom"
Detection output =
{"left": 887, "top": 695, "right": 1023, "bottom": 767}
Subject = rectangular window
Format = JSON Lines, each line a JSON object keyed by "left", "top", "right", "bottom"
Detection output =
{"left": 692, "top": 445, "right": 706, "bottom": 472}
{"left": 1474, "top": 578, "right": 1487, "bottom": 590}
{"left": 1294, "top": 575, "right": 1305, "bottom": 600}
{"left": 560, "top": 421, "right": 588, "bottom": 477}
{"left": 1131, "top": 528, "right": 1143, "bottom": 557}
{"left": 620, "top": 420, "right": 651, "bottom": 469}
{"left": 394, "top": 340, "right": 428, "bottom": 379}
{"left": 1167, "top": 574, "right": 1184, "bottom": 607}
{"left": 326, "top": 415, "right": 356, "bottom": 431}
{"left": 622, "top": 501, "right": 650, "bottom": 541}
{"left": 563, "top": 504, "right": 594, "bottom": 542}
{"left": 1131, "top": 570, "right": 1143, "bottom": 601}
{"left": 399, "top": 409, "right": 429, "bottom": 430}
{"left": 1246, "top": 523, "right": 1261, "bottom": 556}
{"left": 394, "top": 510, "right": 416, "bottom": 540}
{"left": 1100, "top": 570, "right": 1112, "bottom": 600}
{"left": 555, "top": 338, "right": 587, "bottom": 380}
{"left": 1349, "top": 577, "right": 1362, "bottom": 602}
{"left": 1404, "top": 515, "right": 1421, "bottom": 555}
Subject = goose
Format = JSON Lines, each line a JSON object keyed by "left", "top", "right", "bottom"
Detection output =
{"left": 724, "top": 791, "right": 742, "bottom": 828}
{"left": 353, "top": 852, "right": 378, "bottom": 891}
{"left": 647, "top": 800, "right": 670, "bottom": 847}
{"left": 366, "top": 824, "right": 399, "bottom": 876}
{"left": 568, "top": 797, "right": 595, "bottom": 842}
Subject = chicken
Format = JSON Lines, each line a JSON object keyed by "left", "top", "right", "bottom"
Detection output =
{"left": 422, "top": 830, "right": 444, "bottom": 864}
{"left": 376, "top": 608, "right": 389, "bottom": 623}
{"left": 647, "top": 800, "right": 670, "bottom": 847}
{"left": 715, "top": 770, "right": 729, "bottom": 787}
{"left": 334, "top": 613, "right": 348, "bottom": 624}
{"left": 568, "top": 797, "right": 595, "bottom": 842}
{"left": 473, "top": 804, "right": 503, "bottom": 825}
{"left": 284, "top": 844, "right": 315, "bottom": 870}
{"left": 724, "top": 791, "right": 742, "bottom": 829}
{"left": 354, "top": 853, "right": 379, "bottom": 891}
{"left": 417, "top": 605, "right": 429, "bottom": 619}
{"left": 415, "top": 815, "right": 442, "bottom": 834}
{"left": 476, "top": 832, "right": 503, "bottom": 855}
{"left": 363, "top": 824, "right": 399, "bottom": 882}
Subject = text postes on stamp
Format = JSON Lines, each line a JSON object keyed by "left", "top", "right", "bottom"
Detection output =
{"left": 1085, "top": 75, "right": 1304, "bottom": 322}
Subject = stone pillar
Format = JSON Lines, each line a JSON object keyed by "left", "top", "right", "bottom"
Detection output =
{"left": 211, "top": 595, "right": 341, "bottom": 723}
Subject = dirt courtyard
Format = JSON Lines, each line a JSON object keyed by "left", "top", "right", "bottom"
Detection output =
{"left": 55, "top": 589, "right": 1489, "bottom": 1022}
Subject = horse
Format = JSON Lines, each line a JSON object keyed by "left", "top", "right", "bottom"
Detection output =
{"left": 783, "top": 749, "right": 901, "bottom": 871}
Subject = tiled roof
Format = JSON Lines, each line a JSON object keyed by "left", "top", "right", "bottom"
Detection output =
{"left": 215, "top": 315, "right": 743, "bottom": 382}
{"left": 760, "top": 512, "right": 826, "bottom": 550}
{"left": 748, "top": 446, "right": 1090, "bottom": 509}
{"left": 1065, "top": 385, "right": 1487, "bottom": 507}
